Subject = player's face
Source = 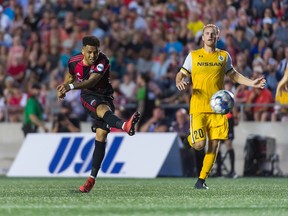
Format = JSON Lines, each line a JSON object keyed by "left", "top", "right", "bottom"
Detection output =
{"left": 202, "top": 27, "right": 218, "bottom": 47}
{"left": 82, "top": 45, "right": 100, "bottom": 66}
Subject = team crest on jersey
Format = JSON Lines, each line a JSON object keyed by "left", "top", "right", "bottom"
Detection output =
{"left": 97, "top": 63, "right": 104, "bottom": 72}
{"left": 218, "top": 55, "right": 224, "bottom": 61}
{"left": 90, "top": 99, "right": 96, "bottom": 107}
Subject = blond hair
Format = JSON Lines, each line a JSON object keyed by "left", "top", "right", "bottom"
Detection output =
{"left": 202, "top": 24, "right": 220, "bottom": 37}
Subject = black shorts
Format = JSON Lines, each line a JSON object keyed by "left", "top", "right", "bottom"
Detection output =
{"left": 227, "top": 117, "right": 234, "bottom": 140}
{"left": 80, "top": 93, "right": 115, "bottom": 131}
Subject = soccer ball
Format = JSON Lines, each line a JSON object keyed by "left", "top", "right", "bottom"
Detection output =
{"left": 210, "top": 90, "right": 234, "bottom": 114}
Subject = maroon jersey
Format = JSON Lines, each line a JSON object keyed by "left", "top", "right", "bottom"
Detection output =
{"left": 68, "top": 52, "right": 114, "bottom": 96}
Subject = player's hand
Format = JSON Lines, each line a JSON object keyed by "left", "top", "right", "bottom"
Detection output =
{"left": 56, "top": 84, "right": 71, "bottom": 95}
{"left": 176, "top": 78, "right": 189, "bottom": 91}
{"left": 252, "top": 77, "right": 266, "bottom": 89}
{"left": 57, "top": 90, "right": 66, "bottom": 101}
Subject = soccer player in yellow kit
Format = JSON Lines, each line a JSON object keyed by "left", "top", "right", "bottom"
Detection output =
{"left": 176, "top": 24, "right": 266, "bottom": 189}
{"left": 276, "top": 65, "right": 288, "bottom": 97}
{"left": 275, "top": 66, "right": 288, "bottom": 121}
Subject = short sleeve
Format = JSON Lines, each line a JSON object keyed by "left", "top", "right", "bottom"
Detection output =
{"left": 180, "top": 53, "right": 192, "bottom": 76}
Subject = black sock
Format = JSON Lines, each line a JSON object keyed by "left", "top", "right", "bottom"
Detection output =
{"left": 216, "top": 150, "right": 222, "bottom": 176}
{"left": 91, "top": 140, "right": 106, "bottom": 178}
{"left": 103, "top": 111, "right": 124, "bottom": 129}
{"left": 197, "top": 178, "right": 205, "bottom": 184}
{"left": 228, "top": 149, "right": 235, "bottom": 173}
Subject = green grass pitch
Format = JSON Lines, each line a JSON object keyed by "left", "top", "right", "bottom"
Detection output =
{"left": 0, "top": 177, "right": 287, "bottom": 216}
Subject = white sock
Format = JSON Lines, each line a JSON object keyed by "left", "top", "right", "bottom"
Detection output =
{"left": 122, "top": 122, "right": 126, "bottom": 130}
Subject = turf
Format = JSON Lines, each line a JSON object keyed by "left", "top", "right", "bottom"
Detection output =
{"left": 0, "top": 177, "right": 287, "bottom": 216}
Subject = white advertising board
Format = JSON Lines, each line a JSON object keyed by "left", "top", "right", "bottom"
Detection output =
{"left": 7, "top": 133, "right": 183, "bottom": 178}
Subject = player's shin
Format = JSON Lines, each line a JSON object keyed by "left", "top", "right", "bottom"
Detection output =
{"left": 103, "top": 111, "right": 124, "bottom": 129}
{"left": 91, "top": 140, "right": 107, "bottom": 178}
{"left": 199, "top": 141, "right": 220, "bottom": 179}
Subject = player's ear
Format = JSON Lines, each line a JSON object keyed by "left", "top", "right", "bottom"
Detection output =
{"left": 81, "top": 47, "right": 85, "bottom": 55}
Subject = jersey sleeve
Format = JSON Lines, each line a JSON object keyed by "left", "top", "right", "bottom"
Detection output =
{"left": 180, "top": 53, "right": 192, "bottom": 76}
{"left": 225, "top": 52, "right": 234, "bottom": 74}
{"left": 68, "top": 62, "right": 75, "bottom": 75}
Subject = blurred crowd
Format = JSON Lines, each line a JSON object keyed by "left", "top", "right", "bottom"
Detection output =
{"left": 1, "top": 0, "right": 288, "bottom": 125}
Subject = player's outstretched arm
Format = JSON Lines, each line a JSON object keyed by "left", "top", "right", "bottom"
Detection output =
{"left": 176, "top": 71, "right": 189, "bottom": 91}
{"left": 228, "top": 69, "right": 266, "bottom": 89}
{"left": 276, "top": 68, "right": 288, "bottom": 97}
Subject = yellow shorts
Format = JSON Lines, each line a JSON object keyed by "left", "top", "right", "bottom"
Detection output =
{"left": 189, "top": 113, "right": 228, "bottom": 144}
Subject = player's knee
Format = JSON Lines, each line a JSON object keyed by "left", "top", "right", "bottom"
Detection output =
{"left": 96, "top": 104, "right": 111, "bottom": 118}
{"left": 96, "top": 129, "right": 109, "bottom": 141}
{"left": 193, "top": 141, "right": 206, "bottom": 150}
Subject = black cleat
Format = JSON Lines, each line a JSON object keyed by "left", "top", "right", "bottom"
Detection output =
{"left": 194, "top": 182, "right": 209, "bottom": 189}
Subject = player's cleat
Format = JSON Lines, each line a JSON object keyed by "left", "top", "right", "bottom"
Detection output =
{"left": 123, "top": 111, "right": 140, "bottom": 136}
{"left": 194, "top": 182, "right": 209, "bottom": 189}
{"left": 79, "top": 177, "right": 95, "bottom": 193}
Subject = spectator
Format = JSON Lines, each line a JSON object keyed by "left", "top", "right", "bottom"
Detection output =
{"left": 234, "top": 26, "right": 251, "bottom": 55}
{"left": 170, "top": 108, "right": 189, "bottom": 139}
{"left": 246, "top": 66, "right": 274, "bottom": 121}
{"left": 7, "top": 35, "right": 25, "bottom": 83}
{"left": 164, "top": 29, "right": 184, "bottom": 54}
{"left": 139, "top": 106, "right": 169, "bottom": 132}
{"left": 119, "top": 73, "right": 136, "bottom": 102}
{"left": 262, "top": 47, "right": 278, "bottom": 97}
{"left": 234, "top": 52, "right": 252, "bottom": 78}
{"left": 135, "top": 73, "right": 160, "bottom": 129}
{"left": 45, "top": 79, "right": 61, "bottom": 121}
{"left": 51, "top": 101, "right": 81, "bottom": 133}
{"left": 186, "top": 8, "right": 204, "bottom": 37}
{"left": 150, "top": 50, "right": 171, "bottom": 84}
{"left": 275, "top": 46, "right": 288, "bottom": 81}
{"left": 0, "top": 5, "right": 11, "bottom": 31}
{"left": 22, "top": 83, "right": 48, "bottom": 137}
{"left": 272, "top": 15, "right": 288, "bottom": 49}
{"left": 6, "top": 85, "right": 27, "bottom": 122}
{"left": 0, "top": 88, "right": 5, "bottom": 122}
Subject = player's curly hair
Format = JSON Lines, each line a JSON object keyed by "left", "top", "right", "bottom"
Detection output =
{"left": 82, "top": 36, "right": 100, "bottom": 47}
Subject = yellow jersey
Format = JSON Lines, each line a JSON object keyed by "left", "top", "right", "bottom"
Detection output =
{"left": 180, "top": 48, "right": 233, "bottom": 114}
{"left": 276, "top": 91, "right": 288, "bottom": 104}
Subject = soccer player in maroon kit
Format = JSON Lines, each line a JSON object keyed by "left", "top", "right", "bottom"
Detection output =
{"left": 56, "top": 36, "right": 140, "bottom": 193}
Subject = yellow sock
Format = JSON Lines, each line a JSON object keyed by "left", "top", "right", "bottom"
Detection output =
{"left": 199, "top": 152, "right": 217, "bottom": 180}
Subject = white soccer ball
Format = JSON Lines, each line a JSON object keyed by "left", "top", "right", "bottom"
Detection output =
{"left": 210, "top": 90, "right": 234, "bottom": 114}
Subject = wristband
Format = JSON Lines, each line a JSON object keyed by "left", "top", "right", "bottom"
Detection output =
{"left": 69, "top": 83, "right": 75, "bottom": 90}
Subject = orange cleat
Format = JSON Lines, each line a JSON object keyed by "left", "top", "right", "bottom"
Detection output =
{"left": 79, "top": 177, "right": 95, "bottom": 193}
{"left": 123, "top": 111, "right": 140, "bottom": 136}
